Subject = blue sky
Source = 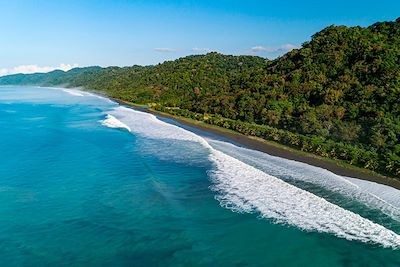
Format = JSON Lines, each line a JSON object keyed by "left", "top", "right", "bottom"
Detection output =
{"left": 0, "top": 0, "right": 399, "bottom": 75}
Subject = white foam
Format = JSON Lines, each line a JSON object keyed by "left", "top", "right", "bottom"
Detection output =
{"left": 209, "top": 140, "right": 400, "bottom": 221}
{"left": 101, "top": 114, "right": 131, "bottom": 132}
{"left": 102, "top": 106, "right": 400, "bottom": 249}
{"left": 105, "top": 106, "right": 210, "bottom": 146}
{"left": 84, "top": 91, "right": 116, "bottom": 103}
{"left": 62, "top": 89, "right": 85, "bottom": 97}
{"left": 344, "top": 177, "right": 400, "bottom": 209}
{"left": 210, "top": 150, "right": 400, "bottom": 247}
{"left": 51, "top": 87, "right": 116, "bottom": 104}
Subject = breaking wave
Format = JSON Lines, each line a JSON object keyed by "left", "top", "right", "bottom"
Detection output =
{"left": 101, "top": 106, "right": 400, "bottom": 249}
{"left": 209, "top": 140, "right": 400, "bottom": 222}
{"left": 101, "top": 114, "right": 131, "bottom": 132}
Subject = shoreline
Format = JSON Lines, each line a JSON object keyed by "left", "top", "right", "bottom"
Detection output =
{"left": 110, "top": 98, "right": 400, "bottom": 190}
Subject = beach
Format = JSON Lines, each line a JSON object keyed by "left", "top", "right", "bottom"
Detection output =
{"left": 2, "top": 86, "right": 400, "bottom": 265}
{"left": 111, "top": 98, "right": 400, "bottom": 190}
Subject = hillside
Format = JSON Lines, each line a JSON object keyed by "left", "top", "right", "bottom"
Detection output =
{"left": 1, "top": 18, "right": 399, "bottom": 178}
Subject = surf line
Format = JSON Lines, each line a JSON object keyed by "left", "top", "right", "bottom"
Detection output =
{"left": 102, "top": 105, "right": 400, "bottom": 249}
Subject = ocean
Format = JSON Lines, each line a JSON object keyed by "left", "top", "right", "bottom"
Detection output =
{"left": 0, "top": 86, "right": 399, "bottom": 266}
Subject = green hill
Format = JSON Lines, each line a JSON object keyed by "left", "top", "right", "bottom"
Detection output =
{"left": 1, "top": 18, "right": 399, "bottom": 178}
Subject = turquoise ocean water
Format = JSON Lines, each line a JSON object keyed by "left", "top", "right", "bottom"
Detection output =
{"left": 0, "top": 86, "right": 400, "bottom": 266}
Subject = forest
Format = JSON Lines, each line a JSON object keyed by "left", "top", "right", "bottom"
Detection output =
{"left": 1, "top": 18, "right": 399, "bottom": 178}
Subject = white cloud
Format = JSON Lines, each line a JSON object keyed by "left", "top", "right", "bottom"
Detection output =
{"left": 154, "top": 48, "right": 178, "bottom": 53}
{"left": 0, "top": 63, "right": 79, "bottom": 76}
{"left": 251, "top": 46, "right": 278, "bottom": 53}
{"left": 251, "top": 43, "right": 299, "bottom": 54}
{"left": 191, "top": 47, "right": 212, "bottom": 53}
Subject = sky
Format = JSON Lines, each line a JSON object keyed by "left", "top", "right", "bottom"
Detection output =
{"left": 0, "top": 0, "right": 399, "bottom": 75}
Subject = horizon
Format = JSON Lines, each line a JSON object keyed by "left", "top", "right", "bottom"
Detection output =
{"left": 1, "top": 0, "right": 399, "bottom": 76}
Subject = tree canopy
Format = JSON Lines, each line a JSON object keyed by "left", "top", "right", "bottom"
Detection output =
{"left": 1, "top": 18, "right": 399, "bottom": 178}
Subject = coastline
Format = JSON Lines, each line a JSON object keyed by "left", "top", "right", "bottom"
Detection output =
{"left": 109, "top": 98, "right": 400, "bottom": 190}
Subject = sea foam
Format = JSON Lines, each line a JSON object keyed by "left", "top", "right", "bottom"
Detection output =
{"left": 209, "top": 140, "right": 400, "bottom": 222}
{"left": 62, "top": 89, "right": 85, "bottom": 97}
{"left": 101, "top": 114, "right": 131, "bottom": 132}
{"left": 102, "top": 106, "right": 400, "bottom": 249}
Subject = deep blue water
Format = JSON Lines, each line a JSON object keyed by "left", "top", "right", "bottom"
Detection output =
{"left": 0, "top": 86, "right": 400, "bottom": 266}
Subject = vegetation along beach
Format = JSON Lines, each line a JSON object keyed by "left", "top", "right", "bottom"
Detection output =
{"left": 1, "top": 1, "right": 400, "bottom": 266}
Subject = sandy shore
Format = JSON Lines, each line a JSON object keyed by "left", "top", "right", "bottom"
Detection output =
{"left": 112, "top": 98, "right": 400, "bottom": 190}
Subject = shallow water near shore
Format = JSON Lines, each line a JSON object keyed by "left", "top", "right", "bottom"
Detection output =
{"left": 1, "top": 86, "right": 400, "bottom": 266}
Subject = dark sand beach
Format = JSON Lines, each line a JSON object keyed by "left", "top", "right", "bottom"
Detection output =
{"left": 111, "top": 98, "right": 400, "bottom": 190}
